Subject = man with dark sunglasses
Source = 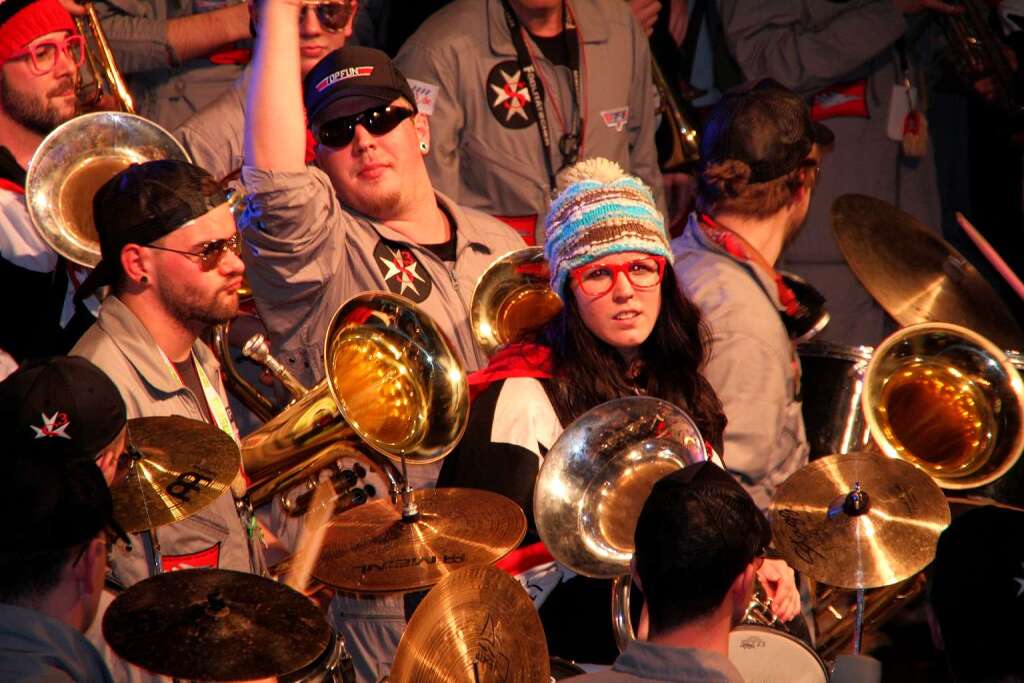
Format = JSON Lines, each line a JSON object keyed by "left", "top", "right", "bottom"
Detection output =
{"left": 243, "top": 7, "right": 524, "bottom": 676}
{"left": 393, "top": 0, "right": 665, "bottom": 246}
{"left": 176, "top": 0, "right": 358, "bottom": 182}
{"left": 0, "top": 0, "right": 101, "bottom": 368}
{"left": 70, "top": 159, "right": 267, "bottom": 681}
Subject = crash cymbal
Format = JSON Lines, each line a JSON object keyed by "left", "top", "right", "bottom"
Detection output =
{"left": 103, "top": 568, "right": 331, "bottom": 681}
{"left": 770, "top": 452, "right": 950, "bottom": 589}
{"left": 112, "top": 416, "right": 240, "bottom": 533}
{"left": 390, "top": 565, "right": 550, "bottom": 682}
{"left": 832, "top": 194, "right": 1024, "bottom": 350}
{"left": 313, "top": 488, "right": 526, "bottom": 593}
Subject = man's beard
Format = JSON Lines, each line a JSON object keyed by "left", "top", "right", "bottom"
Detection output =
{"left": 347, "top": 186, "right": 403, "bottom": 221}
{"left": 0, "top": 72, "right": 77, "bottom": 137}
{"left": 158, "top": 278, "right": 239, "bottom": 332}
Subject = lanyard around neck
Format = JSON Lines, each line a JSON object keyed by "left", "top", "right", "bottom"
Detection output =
{"left": 500, "top": 0, "right": 585, "bottom": 192}
{"left": 159, "top": 348, "right": 239, "bottom": 443}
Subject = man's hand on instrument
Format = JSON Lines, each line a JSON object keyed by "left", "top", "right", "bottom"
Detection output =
{"left": 756, "top": 558, "right": 801, "bottom": 623}
{"left": 629, "top": 0, "right": 662, "bottom": 36}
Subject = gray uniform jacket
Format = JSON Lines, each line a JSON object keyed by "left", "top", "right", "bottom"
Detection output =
{"left": 394, "top": 0, "right": 664, "bottom": 243}
{"left": 0, "top": 605, "right": 113, "bottom": 683}
{"left": 565, "top": 640, "right": 745, "bottom": 682}
{"left": 238, "top": 166, "right": 525, "bottom": 388}
{"left": 175, "top": 70, "right": 247, "bottom": 182}
{"left": 673, "top": 216, "right": 808, "bottom": 512}
{"left": 93, "top": 0, "right": 246, "bottom": 130}
{"left": 720, "top": 0, "right": 941, "bottom": 346}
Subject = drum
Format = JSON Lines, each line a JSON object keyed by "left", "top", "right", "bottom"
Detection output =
{"left": 728, "top": 625, "right": 829, "bottom": 683}
{"left": 280, "top": 631, "right": 356, "bottom": 683}
{"left": 549, "top": 657, "right": 586, "bottom": 680}
{"left": 797, "top": 341, "right": 874, "bottom": 460}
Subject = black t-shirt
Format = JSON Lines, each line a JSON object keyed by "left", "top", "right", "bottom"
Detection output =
{"left": 528, "top": 31, "right": 570, "bottom": 67}
{"left": 173, "top": 357, "right": 214, "bottom": 425}
{"left": 421, "top": 204, "right": 458, "bottom": 262}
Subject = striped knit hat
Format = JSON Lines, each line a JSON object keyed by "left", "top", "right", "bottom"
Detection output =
{"left": 544, "top": 158, "right": 672, "bottom": 299}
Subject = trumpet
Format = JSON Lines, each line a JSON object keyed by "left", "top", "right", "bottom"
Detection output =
{"left": 75, "top": 2, "right": 135, "bottom": 113}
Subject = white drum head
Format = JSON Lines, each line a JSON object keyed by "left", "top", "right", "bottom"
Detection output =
{"left": 729, "top": 625, "right": 828, "bottom": 683}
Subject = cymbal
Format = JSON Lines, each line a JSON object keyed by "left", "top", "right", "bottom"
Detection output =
{"left": 313, "top": 488, "right": 527, "bottom": 593}
{"left": 103, "top": 568, "right": 331, "bottom": 681}
{"left": 770, "top": 452, "right": 950, "bottom": 589}
{"left": 390, "top": 565, "right": 550, "bottom": 682}
{"left": 832, "top": 194, "right": 1024, "bottom": 350}
{"left": 112, "top": 416, "right": 240, "bottom": 533}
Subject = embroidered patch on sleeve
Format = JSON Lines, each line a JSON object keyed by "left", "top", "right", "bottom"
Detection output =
{"left": 600, "top": 106, "right": 630, "bottom": 132}
{"left": 407, "top": 78, "right": 440, "bottom": 117}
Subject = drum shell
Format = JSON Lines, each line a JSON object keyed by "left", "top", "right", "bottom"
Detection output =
{"left": 279, "top": 632, "right": 355, "bottom": 683}
{"left": 798, "top": 342, "right": 873, "bottom": 460}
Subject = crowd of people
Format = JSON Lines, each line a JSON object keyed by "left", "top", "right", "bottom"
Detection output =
{"left": 1, "top": 0, "right": 1023, "bottom": 681}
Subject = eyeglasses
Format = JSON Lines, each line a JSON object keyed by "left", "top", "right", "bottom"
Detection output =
{"left": 146, "top": 232, "right": 243, "bottom": 270}
{"left": 300, "top": 0, "right": 354, "bottom": 32}
{"left": 314, "top": 105, "right": 416, "bottom": 148}
{"left": 571, "top": 256, "right": 667, "bottom": 297}
{"left": 8, "top": 34, "right": 85, "bottom": 75}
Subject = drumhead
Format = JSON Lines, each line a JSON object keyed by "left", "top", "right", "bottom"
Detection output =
{"left": 729, "top": 625, "right": 828, "bottom": 683}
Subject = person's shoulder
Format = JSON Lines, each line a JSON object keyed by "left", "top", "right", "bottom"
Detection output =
{"left": 449, "top": 197, "right": 526, "bottom": 250}
{"left": 401, "top": 0, "right": 486, "bottom": 51}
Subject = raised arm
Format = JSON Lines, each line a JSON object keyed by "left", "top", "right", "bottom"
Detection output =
{"left": 245, "top": 0, "right": 307, "bottom": 172}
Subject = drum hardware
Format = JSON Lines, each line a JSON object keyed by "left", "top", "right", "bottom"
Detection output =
{"left": 239, "top": 292, "right": 470, "bottom": 510}
{"left": 770, "top": 452, "right": 950, "bottom": 655}
{"left": 831, "top": 193, "right": 1024, "bottom": 350}
{"left": 311, "top": 487, "right": 526, "bottom": 594}
{"left": 549, "top": 657, "right": 586, "bottom": 680}
{"left": 103, "top": 568, "right": 336, "bottom": 681}
{"left": 280, "top": 631, "right": 356, "bottom": 683}
{"left": 389, "top": 565, "right": 551, "bottom": 682}
{"left": 471, "top": 247, "right": 563, "bottom": 354}
{"left": 797, "top": 341, "right": 874, "bottom": 461}
{"left": 26, "top": 112, "right": 191, "bottom": 268}
{"left": 110, "top": 416, "right": 241, "bottom": 534}
{"left": 75, "top": 2, "right": 136, "bottom": 113}
{"left": 533, "top": 396, "right": 711, "bottom": 651}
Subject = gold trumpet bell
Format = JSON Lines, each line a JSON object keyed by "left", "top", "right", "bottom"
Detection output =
{"left": 863, "top": 322, "right": 1024, "bottom": 490}
{"left": 26, "top": 112, "right": 191, "bottom": 267}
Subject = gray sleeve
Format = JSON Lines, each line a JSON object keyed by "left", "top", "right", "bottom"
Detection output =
{"left": 92, "top": 0, "right": 174, "bottom": 74}
{"left": 625, "top": 12, "right": 666, "bottom": 215}
{"left": 238, "top": 166, "right": 348, "bottom": 312}
{"left": 394, "top": 40, "right": 465, "bottom": 201}
{"left": 703, "top": 329, "right": 791, "bottom": 510}
{"left": 719, "top": 0, "right": 907, "bottom": 94}
{"left": 175, "top": 76, "right": 247, "bottom": 182}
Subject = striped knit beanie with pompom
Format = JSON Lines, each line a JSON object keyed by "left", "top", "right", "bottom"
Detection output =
{"left": 543, "top": 158, "right": 672, "bottom": 299}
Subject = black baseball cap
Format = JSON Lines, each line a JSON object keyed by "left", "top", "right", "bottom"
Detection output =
{"left": 0, "top": 356, "right": 126, "bottom": 461}
{"left": 702, "top": 79, "right": 834, "bottom": 184}
{"left": 303, "top": 46, "right": 418, "bottom": 131}
{"left": 77, "top": 159, "right": 230, "bottom": 299}
{"left": 635, "top": 462, "right": 772, "bottom": 587}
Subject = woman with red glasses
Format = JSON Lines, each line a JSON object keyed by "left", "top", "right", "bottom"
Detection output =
{"left": 438, "top": 158, "right": 799, "bottom": 667}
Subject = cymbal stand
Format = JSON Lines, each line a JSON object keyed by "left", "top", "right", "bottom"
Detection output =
{"left": 398, "top": 453, "right": 418, "bottom": 522}
{"left": 828, "top": 481, "right": 871, "bottom": 655}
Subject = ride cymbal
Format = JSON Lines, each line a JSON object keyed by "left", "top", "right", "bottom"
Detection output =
{"left": 103, "top": 568, "right": 331, "bottom": 681}
{"left": 770, "top": 452, "right": 950, "bottom": 589}
{"left": 390, "top": 565, "right": 550, "bottom": 682}
{"left": 313, "top": 488, "right": 526, "bottom": 593}
{"left": 832, "top": 194, "right": 1024, "bottom": 350}
{"left": 112, "top": 416, "right": 240, "bottom": 533}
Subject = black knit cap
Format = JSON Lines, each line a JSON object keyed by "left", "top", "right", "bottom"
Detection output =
{"left": 303, "top": 46, "right": 418, "bottom": 131}
{"left": 702, "top": 79, "right": 834, "bottom": 183}
{"left": 77, "top": 159, "right": 229, "bottom": 299}
{"left": 635, "top": 462, "right": 771, "bottom": 594}
{"left": 0, "top": 356, "right": 126, "bottom": 462}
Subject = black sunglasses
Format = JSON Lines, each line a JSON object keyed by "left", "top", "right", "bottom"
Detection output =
{"left": 314, "top": 105, "right": 416, "bottom": 148}
{"left": 301, "top": 1, "right": 353, "bottom": 32}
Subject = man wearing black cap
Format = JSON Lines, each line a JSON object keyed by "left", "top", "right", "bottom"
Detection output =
{"left": 241, "top": 6, "right": 524, "bottom": 396}
{"left": 566, "top": 462, "right": 769, "bottom": 682}
{"left": 0, "top": 355, "right": 129, "bottom": 485}
{"left": 671, "top": 81, "right": 830, "bottom": 515}
{"left": 0, "top": 455, "right": 125, "bottom": 682}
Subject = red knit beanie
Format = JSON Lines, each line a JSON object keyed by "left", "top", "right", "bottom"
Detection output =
{"left": 0, "top": 0, "right": 76, "bottom": 66}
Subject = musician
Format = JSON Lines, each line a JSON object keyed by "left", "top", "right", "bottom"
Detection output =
{"left": 0, "top": 456, "right": 122, "bottom": 682}
{"left": 0, "top": 355, "right": 128, "bottom": 485}
{"left": 717, "top": 0, "right": 956, "bottom": 346}
{"left": 439, "top": 157, "right": 799, "bottom": 665}
{"left": 175, "top": 0, "right": 358, "bottom": 182}
{"left": 672, "top": 81, "right": 830, "bottom": 513}
{"left": 392, "top": 0, "right": 665, "bottom": 245}
{"left": 564, "top": 462, "right": 768, "bottom": 682}
{"left": 68, "top": 159, "right": 265, "bottom": 680}
{"left": 0, "top": 0, "right": 99, "bottom": 365}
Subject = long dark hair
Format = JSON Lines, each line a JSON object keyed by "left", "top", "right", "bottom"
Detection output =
{"left": 540, "top": 267, "right": 726, "bottom": 452}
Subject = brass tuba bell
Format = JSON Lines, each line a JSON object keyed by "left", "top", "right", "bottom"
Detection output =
{"left": 533, "top": 396, "right": 710, "bottom": 650}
